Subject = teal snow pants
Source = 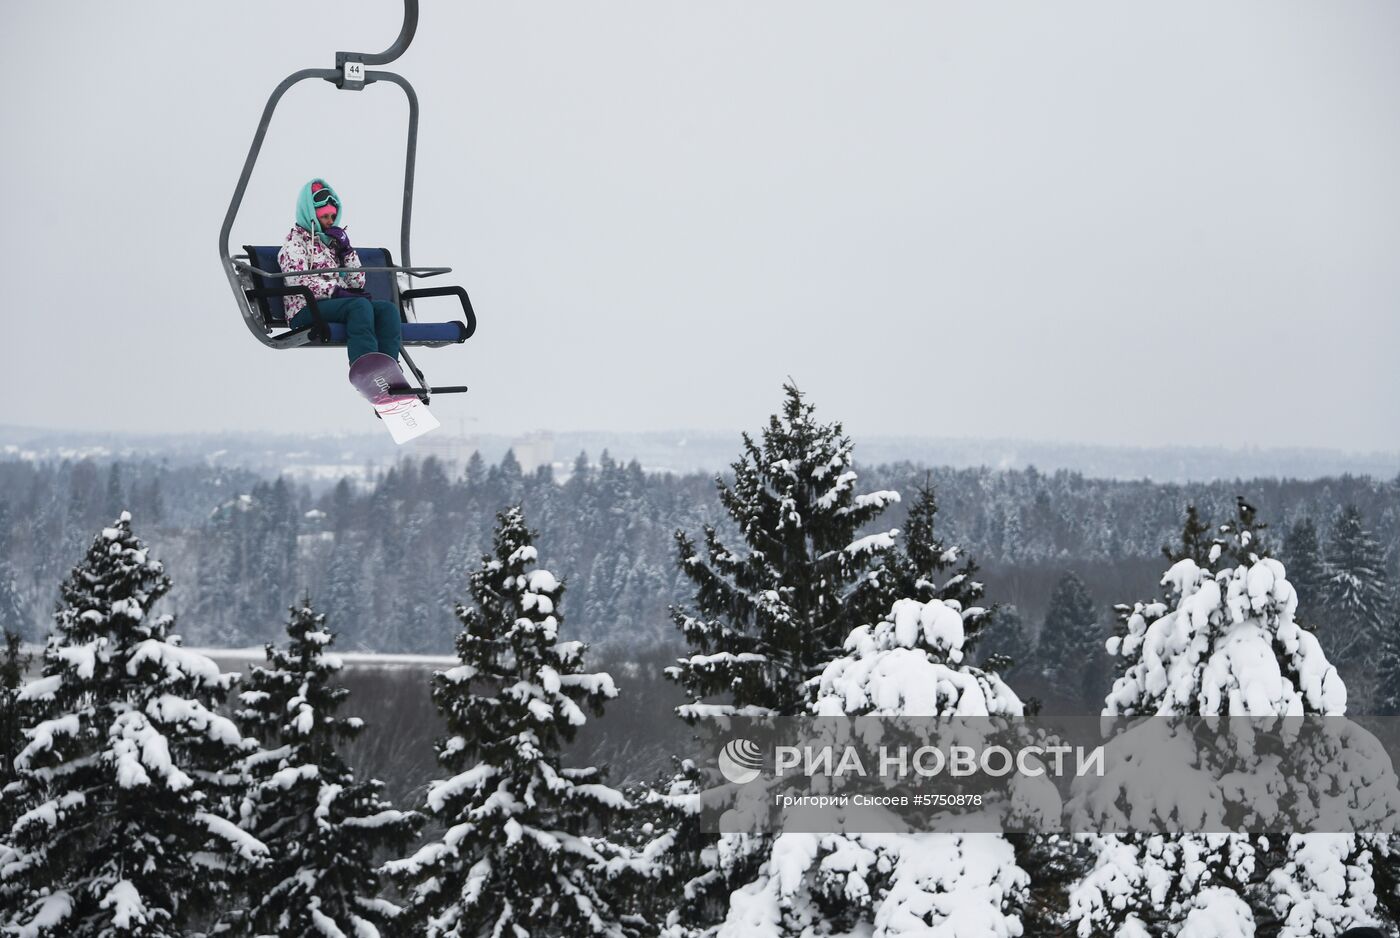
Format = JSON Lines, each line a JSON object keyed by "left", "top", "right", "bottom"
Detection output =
{"left": 290, "top": 297, "right": 403, "bottom": 364}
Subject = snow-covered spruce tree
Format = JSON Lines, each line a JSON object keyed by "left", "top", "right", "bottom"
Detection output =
{"left": 655, "top": 383, "right": 901, "bottom": 930}
{"left": 1323, "top": 504, "right": 1390, "bottom": 662}
{"left": 0, "top": 512, "right": 266, "bottom": 938}
{"left": 667, "top": 382, "right": 901, "bottom": 719}
{"left": 718, "top": 596, "right": 1031, "bottom": 937}
{"left": 886, "top": 482, "right": 995, "bottom": 654}
{"left": 603, "top": 756, "right": 718, "bottom": 936}
{"left": 234, "top": 598, "right": 422, "bottom": 937}
{"left": 386, "top": 506, "right": 631, "bottom": 938}
{"left": 684, "top": 460, "right": 1038, "bottom": 936}
{"left": 1067, "top": 499, "right": 1386, "bottom": 938}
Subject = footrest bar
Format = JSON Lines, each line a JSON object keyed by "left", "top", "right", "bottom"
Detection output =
{"left": 386, "top": 384, "right": 469, "bottom": 401}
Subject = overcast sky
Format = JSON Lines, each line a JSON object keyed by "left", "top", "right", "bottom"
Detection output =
{"left": 3, "top": 1, "right": 1398, "bottom": 451}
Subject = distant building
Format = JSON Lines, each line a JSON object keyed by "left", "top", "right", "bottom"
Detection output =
{"left": 512, "top": 431, "right": 555, "bottom": 474}
{"left": 414, "top": 420, "right": 481, "bottom": 468}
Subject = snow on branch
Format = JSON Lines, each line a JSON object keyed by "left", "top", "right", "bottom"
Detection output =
{"left": 427, "top": 764, "right": 500, "bottom": 813}
{"left": 127, "top": 639, "right": 230, "bottom": 690}
{"left": 844, "top": 531, "right": 897, "bottom": 558}
{"left": 14, "top": 714, "right": 81, "bottom": 771}
{"left": 198, "top": 810, "right": 269, "bottom": 862}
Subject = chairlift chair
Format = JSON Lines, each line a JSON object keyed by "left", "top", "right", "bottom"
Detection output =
{"left": 218, "top": 0, "right": 473, "bottom": 402}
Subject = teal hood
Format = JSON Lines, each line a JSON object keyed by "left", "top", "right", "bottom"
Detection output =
{"left": 296, "top": 178, "right": 344, "bottom": 247}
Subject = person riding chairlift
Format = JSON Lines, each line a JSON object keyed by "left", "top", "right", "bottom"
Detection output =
{"left": 277, "top": 179, "right": 403, "bottom": 364}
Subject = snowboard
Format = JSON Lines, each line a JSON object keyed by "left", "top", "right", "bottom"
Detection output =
{"left": 348, "top": 352, "right": 441, "bottom": 445}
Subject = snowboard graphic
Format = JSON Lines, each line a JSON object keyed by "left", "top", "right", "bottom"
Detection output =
{"left": 348, "top": 352, "right": 441, "bottom": 445}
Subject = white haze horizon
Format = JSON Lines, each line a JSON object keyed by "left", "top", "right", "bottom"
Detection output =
{"left": 2, "top": 420, "right": 1396, "bottom": 484}
{"left": 3, "top": 416, "right": 1398, "bottom": 459}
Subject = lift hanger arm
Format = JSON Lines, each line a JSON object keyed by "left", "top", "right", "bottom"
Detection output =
{"left": 335, "top": 0, "right": 418, "bottom": 88}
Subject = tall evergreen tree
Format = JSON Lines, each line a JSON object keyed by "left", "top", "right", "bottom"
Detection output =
{"left": 191, "top": 499, "right": 243, "bottom": 646}
{"left": 1106, "top": 498, "right": 1337, "bottom": 718}
{"left": 328, "top": 477, "right": 356, "bottom": 538}
{"left": 1376, "top": 611, "right": 1400, "bottom": 716}
{"left": 977, "top": 604, "right": 1031, "bottom": 678}
{"left": 387, "top": 507, "right": 631, "bottom": 938}
{"left": 1164, "top": 502, "right": 1213, "bottom": 565}
{"left": 464, "top": 450, "right": 487, "bottom": 488}
{"left": 0, "top": 571, "right": 26, "bottom": 644}
{"left": 252, "top": 477, "right": 300, "bottom": 628}
{"left": 658, "top": 384, "right": 902, "bottom": 930}
{"left": 1282, "top": 517, "right": 1326, "bottom": 623}
{"left": 104, "top": 463, "right": 124, "bottom": 518}
{"left": 1035, "top": 571, "right": 1104, "bottom": 710}
{"left": 1069, "top": 500, "right": 1387, "bottom": 937}
{"left": 322, "top": 537, "right": 366, "bottom": 649}
{"left": 0, "top": 513, "right": 266, "bottom": 937}
{"left": 886, "top": 482, "right": 994, "bottom": 651}
{"left": 0, "top": 629, "right": 29, "bottom": 832}
{"left": 1324, "top": 504, "right": 1390, "bottom": 659}
{"left": 488, "top": 449, "right": 526, "bottom": 505}
{"left": 0, "top": 502, "right": 29, "bottom": 640}
{"left": 235, "top": 599, "right": 422, "bottom": 937}
{"left": 141, "top": 477, "right": 165, "bottom": 526}
{"left": 667, "top": 382, "right": 901, "bottom": 719}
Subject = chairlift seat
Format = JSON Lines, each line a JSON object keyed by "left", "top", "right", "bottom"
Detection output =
{"left": 241, "top": 244, "right": 473, "bottom": 347}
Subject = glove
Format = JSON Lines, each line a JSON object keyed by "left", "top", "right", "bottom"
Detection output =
{"left": 332, "top": 285, "right": 372, "bottom": 300}
{"left": 324, "top": 226, "right": 353, "bottom": 259}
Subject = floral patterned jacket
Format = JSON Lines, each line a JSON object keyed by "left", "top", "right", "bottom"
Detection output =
{"left": 276, "top": 225, "right": 367, "bottom": 318}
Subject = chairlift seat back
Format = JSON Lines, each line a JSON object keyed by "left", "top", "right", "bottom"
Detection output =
{"left": 241, "top": 243, "right": 470, "bottom": 345}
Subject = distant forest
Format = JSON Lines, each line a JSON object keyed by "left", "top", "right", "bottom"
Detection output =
{"left": 3, "top": 441, "right": 1398, "bottom": 797}
{"left": 1, "top": 448, "right": 1395, "bottom": 669}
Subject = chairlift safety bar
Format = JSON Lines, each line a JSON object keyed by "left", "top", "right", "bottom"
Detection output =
{"left": 230, "top": 259, "right": 452, "bottom": 280}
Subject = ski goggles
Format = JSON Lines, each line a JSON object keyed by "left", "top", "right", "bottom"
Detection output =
{"left": 311, "top": 187, "right": 339, "bottom": 208}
